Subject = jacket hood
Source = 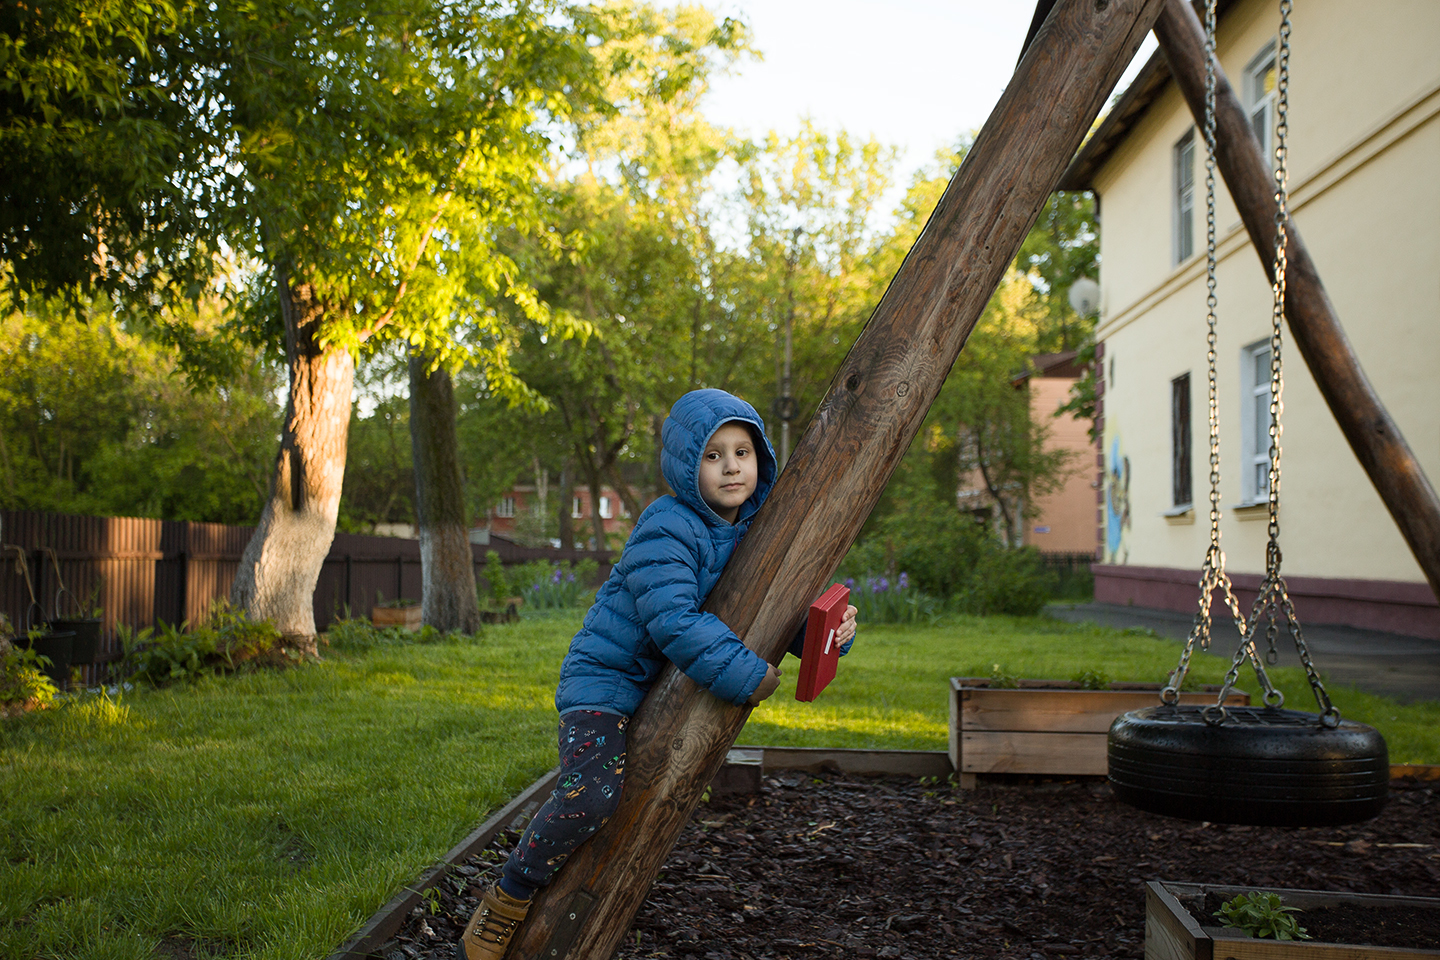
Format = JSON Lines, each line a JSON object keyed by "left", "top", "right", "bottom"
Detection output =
{"left": 660, "top": 389, "right": 778, "bottom": 526}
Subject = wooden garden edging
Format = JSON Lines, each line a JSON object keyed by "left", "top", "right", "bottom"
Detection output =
{"left": 1146, "top": 880, "right": 1440, "bottom": 960}
{"left": 326, "top": 767, "right": 561, "bottom": 960}
{"left": 324, "top": 747, "right": 947, "bottom": 960}
{"left": 327, "top": 753, "right": 1440, "bottom": 959}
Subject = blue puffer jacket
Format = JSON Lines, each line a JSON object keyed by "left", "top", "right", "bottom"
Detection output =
{"left": 555, "top": 389, "right": 781, "bottom": 717}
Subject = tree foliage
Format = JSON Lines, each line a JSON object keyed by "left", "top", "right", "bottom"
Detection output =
{"left": 0, "top": 0, "right": 210, "bottom": 304}
{"left": 0, "top": 297, "right": 280, "bottom": 523}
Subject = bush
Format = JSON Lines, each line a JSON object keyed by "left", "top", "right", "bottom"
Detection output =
{"left": 119, "top": 604, "right": 293, "bottom": 687}
{"left": 840, "top": 499, "right": 1056, "bottom": 618}
{"left": 482, "top": 551, "right": 509, "bottom": 606}
{"left": 324, "top": 617, "right": 455, "bottom": 652}
{"left": 954, "top": 545, "right": 1055, "bottom": 617}
{"left": 843, "top": 574, "right": 941, "bottom": 624}
{"left": 508, "top": 559, "right": 601, "bottom": 611}
{"left": 0, "top": 641, "right": 59, "bottom": 716}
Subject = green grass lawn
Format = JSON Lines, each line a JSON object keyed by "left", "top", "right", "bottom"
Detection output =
{"left": 1, "top": 612, "right": 1435, "bottom": 959}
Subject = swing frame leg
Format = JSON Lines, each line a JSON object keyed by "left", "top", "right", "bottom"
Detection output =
{"left": 505, "top": 1, "right": 1166, "bottom": 956}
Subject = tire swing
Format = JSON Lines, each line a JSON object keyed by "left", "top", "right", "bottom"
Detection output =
{"left": 1106, "top": 0, "right": 1387, "bottom": 829}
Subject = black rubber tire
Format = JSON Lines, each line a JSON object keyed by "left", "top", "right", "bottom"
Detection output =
{"left": 1107, "top": 705, "right": 1388, "bottom": 827}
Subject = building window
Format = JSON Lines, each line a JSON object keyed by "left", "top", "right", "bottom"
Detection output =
{"left": 598, "top": 496, "right": 612, "bottom": 520}
{"left": 572, "top": 496, "right": 584, "bottom": 519}
{"left": 495, "top": 496, "right": 516, "bottom": 519}
{"left": 1173, "top": 129, "right": 1196, "bottom": 264}
{"left": 1242, "top": 340, "right": 1273, "bottom": 502}
{"left": 1171, "top": 374, "right": 1192, "bottom": 508}
{"left": 1246, "top": 43, "right": 1278, "bottom": 168}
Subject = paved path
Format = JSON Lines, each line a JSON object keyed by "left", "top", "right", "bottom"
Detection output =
{"left": 1046, "top": 601, "right": 1440, "bottom": 704}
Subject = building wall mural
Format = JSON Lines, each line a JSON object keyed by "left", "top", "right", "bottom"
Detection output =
{"left": 1105, "top": 434, "right": 1131, "bottom": 564}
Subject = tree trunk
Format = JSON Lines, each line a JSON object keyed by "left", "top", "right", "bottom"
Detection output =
{"left": 651, "top": 413, "right": 669, "bottom": 501}
{"left": 556, "top": 460, "right": 575, "bottom": 550}
{"left": 408, "top": 353, "right": 481, "bottom": 634}
{"left": 604, "top": 461, "right": 643, "bottom": 527}
{"left": 584, "top": 465, "right": 607, "bottom": 552}
{"left": 510, "top": 1, "right": 1162, "bottom": 955}
{"left": 231, "top": 272, "right": 353, "bottom": 653}
{"left": 1152, "top": 0, "right": 1440, "bottom": 604}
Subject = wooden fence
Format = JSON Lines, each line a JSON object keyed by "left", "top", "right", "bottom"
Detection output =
{"left": 1, "top": 510, "right": 611, "bottom": 682}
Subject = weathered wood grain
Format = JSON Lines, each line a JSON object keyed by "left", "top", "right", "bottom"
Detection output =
{"left": 509, "top": 1, "right": 1166, "bottom": 955}
{"left": 1153, "top": 0, "right": 1440, "bottom": 605}
{"left": 959, "top": 688, "right": 1248, "bottom": 734}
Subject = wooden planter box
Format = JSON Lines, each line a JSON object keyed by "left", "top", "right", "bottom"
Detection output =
{"left": 949, "top": 678, "right": 1250, "bottom": 788}
{"left": 371, "top": 604, "right": 422, "bottom": 631}
{"left": 480, "top": 596, "right": 525, "bottom": 624}
{"left": 1147, "top": 880, "right": 1440, "bottom": 959}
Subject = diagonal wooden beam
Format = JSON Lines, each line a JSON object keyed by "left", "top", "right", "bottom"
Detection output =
{"left": 1152, "top": 0, "right": 1440, "bottom": 604}
{"left": 509, "top": 1, "right": 1165, "bottom": 956}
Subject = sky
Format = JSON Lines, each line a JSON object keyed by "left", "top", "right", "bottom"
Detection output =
{"left": 699, "top": 0, "right": 1156, "bottom": 223}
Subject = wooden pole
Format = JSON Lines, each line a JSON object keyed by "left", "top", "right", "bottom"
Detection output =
{"left": 510, "top": 1, "right": 1165, "bottom": 956}
{"left": 1152, "top": 0, "right": 1440, "bottom": 604}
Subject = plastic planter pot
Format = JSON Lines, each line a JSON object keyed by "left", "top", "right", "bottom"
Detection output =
{"left": 22, "top": 629, "right": 75, "bottom": 687}
{"left": 49, "top": 617, "right": 102, "bottom": 664}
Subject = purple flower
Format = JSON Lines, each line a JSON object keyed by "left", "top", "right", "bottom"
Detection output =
{"left": 872, "top": 577, "right": 889, "bottom": 594}
{"left": 844, "top": 578, "right": 855, "bottom": 591}
{"left": 897, "top": 572, "right": 910, "bottom": 590}
{"left": 566, "top": 573, "right": 576, "bottom": 583}
{"left": 551, "top": 568, "right": 562, "bottom": 584}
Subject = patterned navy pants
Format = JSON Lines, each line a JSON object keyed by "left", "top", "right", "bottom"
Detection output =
{"left": 500, "top": 710, "right": 627, "bottom": 898}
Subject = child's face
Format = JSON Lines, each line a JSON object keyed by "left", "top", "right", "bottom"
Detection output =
{"left": 698, "top": 422, "right": 759, "bottom": 524}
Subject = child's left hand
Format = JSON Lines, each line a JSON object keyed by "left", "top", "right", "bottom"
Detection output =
{"left": 837, "top": 604, "right": 858, "bottom": 647}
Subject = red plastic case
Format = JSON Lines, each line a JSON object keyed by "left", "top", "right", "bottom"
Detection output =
{"left": 794, "top": 583, "right": 851, "bottom": 702}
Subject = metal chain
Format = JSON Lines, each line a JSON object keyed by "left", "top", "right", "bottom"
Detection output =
{"left": 1227, "top": 0, "right": 1339, "bottom": 728}
{"left": 1163, "top": 0, "right": 1248, "bottom": 705}
{"left": 1169, "top": 0, "right": 1335, "bottom": 728}
{"left": 1265, "top": 0, "right": 1291, "bottom": 556}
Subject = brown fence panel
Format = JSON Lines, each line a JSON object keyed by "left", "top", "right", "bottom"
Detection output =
{"left": 1, "top": 510, "right": 611, "bottom": 679}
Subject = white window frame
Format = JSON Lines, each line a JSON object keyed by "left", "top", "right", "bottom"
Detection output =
{"left": 495, "top": 496, "right": 516, "bottom": 519}
{"left": 571, "top": 496, "right": 584, "bottom": 519}
{"left": 1173, "top": 129, "right": 1196, "bottom": 265}
{"left": 1241, "top": 339, "right": 1274, "bottom": 504}
{"left": 1245, "top": 42, "right": 1278, "bottom": 170}
{"left": 598, "top": 496, "right": 612, "bottom": 520}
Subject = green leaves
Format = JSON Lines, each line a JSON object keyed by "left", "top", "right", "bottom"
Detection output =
{"left": 0, "top": 295, "right": 281, "bottom": 523}
{"left": 1214, "top": 891, "right": 1310, "bottom": 941}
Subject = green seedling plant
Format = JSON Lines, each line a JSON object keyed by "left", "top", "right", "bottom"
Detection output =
{"left": 1214, "top": 891, "right": 1310, "bottom": 940}
{"left": 0, "top": 643, "right": 58, "bottom": 712}
{"left": 1071, "top": 668, "right": 1111, "bottom": 690}
{"left": 989, "top": 664, "right": 1020, "bottom": 689}
{"left": 118, "top": 605, "right": 291, "bottom": 687}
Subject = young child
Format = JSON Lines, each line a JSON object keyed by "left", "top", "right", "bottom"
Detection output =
{"left": 458, "top": 388, "right": 858, "bottom": 960}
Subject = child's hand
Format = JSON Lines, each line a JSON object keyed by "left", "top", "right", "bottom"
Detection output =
{"left": 837, "top": 604, "right": 858, "bottom": 646}
{"left": 747, "top": 663, "right": 782, "bottom": 705}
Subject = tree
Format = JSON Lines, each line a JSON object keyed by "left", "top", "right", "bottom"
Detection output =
{"left": 0, "top": 0, "right": 214, "bottom": 306}
{"left": 857, "top": 140, "right": 1094, "bottom": 549}
{"left": 0, "top": 296, "right": 280, "bottom": 523}
{"left": 211, "top": 0, "right": 617, "bottom": 649}
{"left": 733, "top": 122, "right": 899, "bottom": 453}
{"left": 476, "top": 5, "right": 752, "bottom": 549}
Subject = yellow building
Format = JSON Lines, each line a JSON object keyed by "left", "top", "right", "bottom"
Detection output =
{"left": 1058, "top": 0, "right": 1440, "bottom": 639}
